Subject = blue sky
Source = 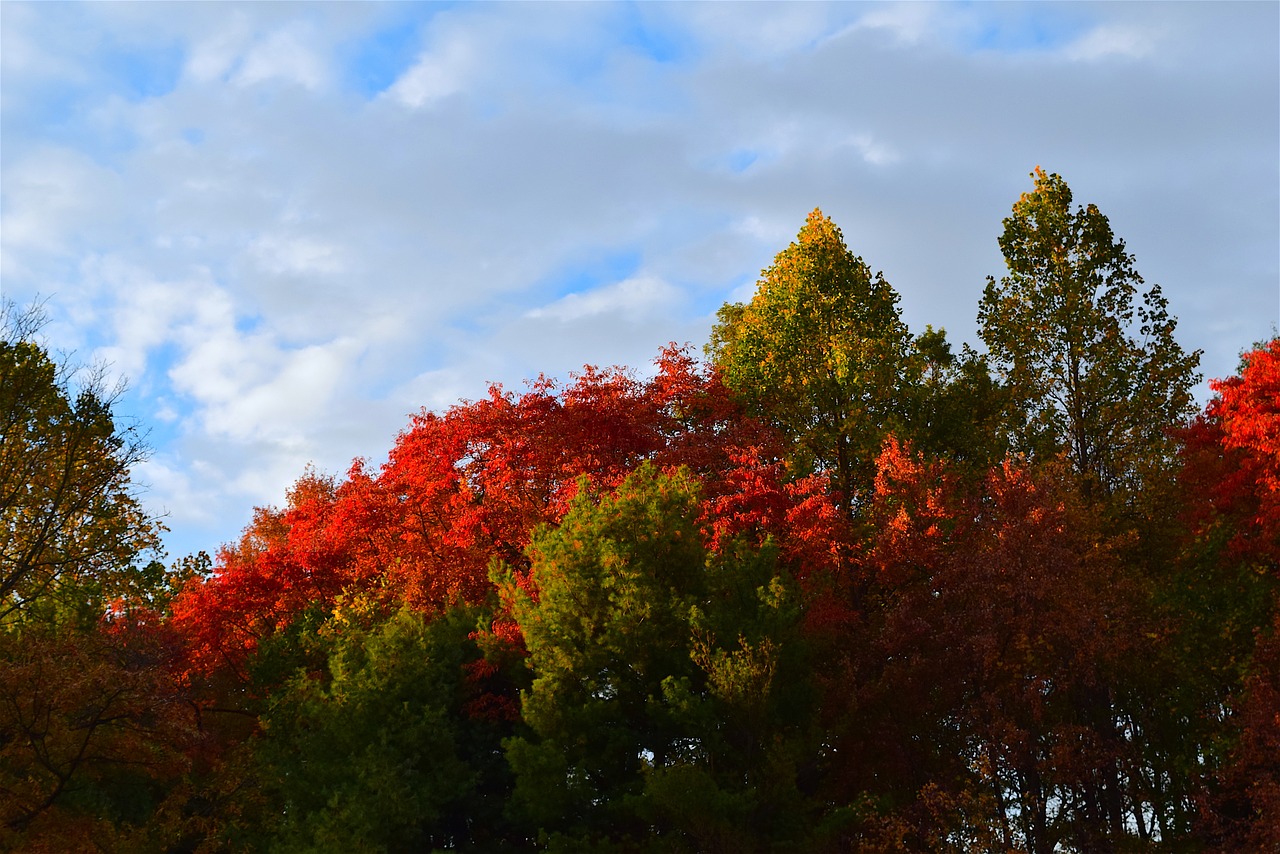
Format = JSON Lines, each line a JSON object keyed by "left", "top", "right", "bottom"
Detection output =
{"left": 2, "top": 1, "right": 1277, "bottom": 562}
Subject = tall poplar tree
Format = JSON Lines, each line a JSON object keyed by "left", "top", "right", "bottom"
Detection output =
{"left": 978, "top": 169, "right": 1201, "bottom": 503}
{"left": 708, "top": 209, "right": 914, "bottom": 515}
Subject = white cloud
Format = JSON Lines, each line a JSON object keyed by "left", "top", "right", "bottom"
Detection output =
{"left": 850, "top": 3, "right": 940, "bottom": 47}
{"left": 527, "top": 276, "right": 684, "bottom": 324}
{"left": 393, "top": 365, "right": 482, "bottom": 414}
{"left": 385, "top": 35, "right": 473, "bottom": 108}
{"left": 0, "top": 3, "right": 88, "bottom": 84}
{"left": 81, "top": 256, "right": 204, "bottom": 381}
{"left": 733, "top": 215, "right": 793, "bottom": 246}
{"left": 213, "top": 338, "right": 360, "bottom": 441}
{"left": 0, "top": 147, "right": 123, "bottom": 259}
{"left": 234, "top": 25, "right": 329, "bottom": 91}
{"left": 250, "top": 234, "right": 346, "bottom": 276}
{"left": 846, "top": 133, "right": 900, "bottom": 167}
{"left": 135, "top": 456, "right": 217, "bottom": 527}
{"left": 1063, "top": 24, "right": 1158, "bottom": 62}
{"left": 185, "top": 16, "right": 255, "bottom": 84}
{"left": 165, "top": 287, "right": 264, "bottom": 416}
{"left": 675, "top": 3, "right": 856, "bottom": 59}
{"left": 168, "top": 310, "right": 361, "bottom": 446}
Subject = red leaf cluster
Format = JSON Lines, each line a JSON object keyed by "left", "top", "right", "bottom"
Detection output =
{"left": 169, "top": 346, "right": 837, "bottom": 686}
{"left": 1180, "top": 339, "right": 1280, "bottom": 566}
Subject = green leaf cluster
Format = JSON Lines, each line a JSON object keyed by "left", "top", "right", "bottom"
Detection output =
{"left": 247, "top": 601, "right": 517, "bottom": 852}
{"left": 503, "top": 463, "right": 820, "bottom": 850}
{"left": 0, "top": 323, "right": 160, "bottom": 626}
{"left": 978, "top": 168, "right": 1201, "bottom": 502}
{"left": 708, "top": 209, "right": 914, "bottom": 513}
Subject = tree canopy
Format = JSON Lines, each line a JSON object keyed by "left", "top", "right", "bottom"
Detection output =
{"left": 1, "top": 301, "right": 160, "bottom": 625}
{"left": 708, "top": 209, "right": 914, "bottom": 515}
{"left": 3, "top": 176, "right": 1275, "bottom": 852}
{"left": 978, "top": 167, "right": 1201, "bottom": 503}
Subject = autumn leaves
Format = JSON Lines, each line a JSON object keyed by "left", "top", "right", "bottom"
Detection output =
{"left": 3, "top": 172, "right": 1277, "bottom": 849}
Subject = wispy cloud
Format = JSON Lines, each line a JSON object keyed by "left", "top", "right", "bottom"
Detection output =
{"left": 250, "top": 235, "right": 346, "bottom": 277}
{"left": 385, "top": 34, "right": 474, "bottom": 108}
{"left": 528, "top": 276, "right": 684, "bottom": 323}
{"left": 233, "top": 25, "right": 329, "bottom": 91}
{"left": 1062, "top": 24, "right": 1159, "bottom": 62}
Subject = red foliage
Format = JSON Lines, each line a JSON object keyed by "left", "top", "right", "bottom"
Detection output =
{"left": 1214, "top": 340, "right": 1280, "bottom": 489}
{"left": 699, "top": 446, "right": 843, "bottom": 574}
{"left": 1211, "top": 611, "right": 1280, "bottom": 852}
{"left": 1182, "top": 340, "right": 1280, "bottom": 848}
{"left": 168, "top": 346, "right": 842, "bottom": 687}
{"left": 820, "top": 440, "right": 1147, "bottom": 849}
{"left": 1180, "top": 339, "right": 1280, "bottom": 567}
{"left": 169, "top": 474, "right": 348, "bottom": 682}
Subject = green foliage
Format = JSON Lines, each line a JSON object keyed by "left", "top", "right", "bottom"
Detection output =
{"left": 503, "top": 464, "right": 709, "bottom": 841}
{"left": 503, "top": 464, "right": 820, "bottom": 850}
{"left": 1, "top": 300, "right": 161, "bottom": 627}
{"left": 250, "top": 600, "right": 517, "bottom": 852}
{"left": 708, "top": 209, "right": 914, "bottom": 514}
{"left": 977, "top": 168, "right": 1201, "bottom": 503}
{"left": 908, "top": 325, "right": 1010, "bottom": 472}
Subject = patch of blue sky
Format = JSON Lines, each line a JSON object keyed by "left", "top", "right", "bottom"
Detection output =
{"left": 693, "top": 147, "right": 773, "bottom": 179}
{"left": 137, "top": 410, "right": 183, "bottom": 461}
{"left": 233, "top": 313, "right": 266, "bottom": 337}
{"left": 181, "top": 128, "right": 205, "bottom": 146}
{"left": 958, "top": 3, "right": 1088, "bottom": 55}
{"left": 540, "top": 247, "right": 644, "bottom": 302}
{"left": 99, "top": 42, "right": 185, "bottom": 101}
{"left": 4, "top": 45, "right": 181, "bottom": 168}
{"left": 726, "top": 149, "right": 759, "bottom": 174}
{"left": 340, "top": 6, "right": 447, "bottom": 99}
{"left": 544, "top": 5, "right": 696, "bottom": 105}
{"left": 86, "top": 125, "right": 143, "bottom": 171}
{"left": 693, "top": 271, "right": 758, "bottom": 318}
{"left": 120, "top": 347, "right": 183, "bottom": 433}
{"left": 444, "top": 304, "right": 500, "bottom": 339}
{"left": 1, "top": 81, "right": 83, "bottom": 150}
{"left": 617, "top": 3, "right": 694, "bottom": 64}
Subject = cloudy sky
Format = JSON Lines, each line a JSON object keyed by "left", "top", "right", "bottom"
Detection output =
{"left": 3, "top": 1, "right": 1277, "bottom": 561}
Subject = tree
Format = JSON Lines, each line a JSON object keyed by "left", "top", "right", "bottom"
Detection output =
{"left": 503, "top": 464, "right": 711, "bottom": 844}
{"left": 1206, "top": 337, "right": 1280, "bottom": 557}
{"left": 850, "top": 441, "right": 1157, "bottom": 852}
{"left": 0, "top": 299, "right": 160, "bottom": 624}
{"left": 708, "top": 209, "right": 914, "bottom": 515}
{"left": 502, "top": 463, "right": 820, "bottom": 850}
{"left": 1177, "top": 339, "right": 1280, "bottom": 847}
{"left": 249, "top": 602, "right": 517, "bottom": 852}
{"left": 0, "top": 301, "right": 192, "bottom": 847}
{"left": 0, "top": 618, "right": 196, "bottom": 848}
{"left": 908, "top": 326, "right": 1009, "bottom": 473}
{"left": 977, "top": 168, "right": 1200, "bottom": 503}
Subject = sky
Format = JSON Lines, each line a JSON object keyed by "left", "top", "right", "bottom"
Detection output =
{"left": 2, "top": 1, "right": 1277, "bottom": 562}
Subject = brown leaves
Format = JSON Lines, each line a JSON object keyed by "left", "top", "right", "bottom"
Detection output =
{"left": 0, "top": 620, "right": 197, "bottom": 844}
